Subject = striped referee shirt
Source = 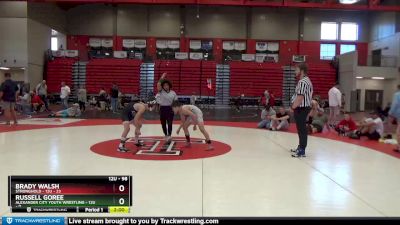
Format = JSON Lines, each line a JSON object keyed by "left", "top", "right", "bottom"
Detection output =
{"left": 292, "top": 76, "right": 313, "bottom": 107}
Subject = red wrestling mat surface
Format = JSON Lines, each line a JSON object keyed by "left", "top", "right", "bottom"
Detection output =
{"left": 90, "top": 136, "right": 231, "bottom": 161}
{"left": 1, "top": 119, "right": 399, "bottom": 159}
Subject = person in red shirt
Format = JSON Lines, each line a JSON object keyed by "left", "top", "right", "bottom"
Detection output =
{"left": 31, "top": 91, "right": 44, "bottom": 112}
{"left": 269, "top": 91, "right": 276, "bottom": 107}
{"left": 335, "top": 112, "right": 357, "bottom": 136}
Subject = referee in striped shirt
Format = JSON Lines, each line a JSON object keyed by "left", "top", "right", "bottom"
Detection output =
{"left": 291, "top": 63, "right": 313, "bottom": 157}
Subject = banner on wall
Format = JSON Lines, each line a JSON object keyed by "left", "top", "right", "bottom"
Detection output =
{"left": 122, "top": 39, "right": 135, "bottom": 48}
{"left": 256, "top": 42, "right": 268, "bottom": 51}
{"left": 167, "top": 40, "right": 180, "bottom": 49}
{"left": 267, "top": 42, "right": 279, "bottom": 52}
{"left": 292, "top": 55, "right": 306, "bottom": 63}
{"left": 134, "top": 39, "right": 146, "bottom": 49}
{"left": 101, "top": 39, "right": 113, "bottom": 48}
{"left": 201, "top": 41, "right": 213, "bottom": 51}
{"left": 52, "top": 50, "right": 65, "bottom": 57}
{"left": 242, "top": 54, "right": 255, "bottom": 62}
{"left": 222, "top": 41, "right": 234, "bottom": 51}
{"left": 135, "top": 53, "right": 143, "bottom": 60}
{"left": 255, "top": 53, "right": 267, "bottom": 63}
{"left": 234, "top": 42, "right": 246, "bottom": 51}
{"left": 113, "top": 51, "right": 127, "bottom": 58}
{"left": 64, "top": 50, "right": 79, "bottom": 58}
{"left": 175, "top": 52, "right": 189, "bottom": 60}
{"left": 265, "top": 54, "right": 279, "bottom": 62}
{"left": 189, "top": 40, "right": 202, "bottom": 50}
{"left": 156, "top": 40, "right": 167, "bottom": 49}
{"left": 190, "top": 52, "right": 203, "bottom": 60}
{"left": 89, "top": 38, "right": 101, "bottom": 48}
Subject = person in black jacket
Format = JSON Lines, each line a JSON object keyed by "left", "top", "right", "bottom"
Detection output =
{"left": 110, "top": 83, "right": 119, "bottom": 113}
{"left": 0, "top": 73, "right": 19, "bottom": 125}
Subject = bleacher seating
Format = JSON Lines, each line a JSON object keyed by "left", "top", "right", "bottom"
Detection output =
{"left": 46, "top": 58, "right": 337, "bottom": 101}
{"left": 46, "top": 59, "right": 76, "bottom": 93}
{"left": 154, "top": 60, "right": 216, "bottom": 96}
{"left": 307, "top": 64, "right": 336, "bottom": 98}
{"left": 86, "top": 59, "right": 141, "bottom": 94}
{"left": 229, "top": 62, "right": 283, "bottom": 97}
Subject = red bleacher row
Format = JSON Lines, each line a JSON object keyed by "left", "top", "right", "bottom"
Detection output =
{"left": 229, "top": 62, "right": 283, "bottom": 98}
{"left": 154, "top": 60, "right": 217, "bottom": 96}
{"left": 46, "top": 59, "right": 336, "bottom": 98}
{"left": 86, "top": 59, "right": 141, "bottom": 94}
{"left": 46, "top": 59, "right": 76, "bottom": 93}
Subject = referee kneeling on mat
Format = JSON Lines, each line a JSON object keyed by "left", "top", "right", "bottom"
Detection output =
{"left": 290, "top": 63, "right": 313, "bottom": 157}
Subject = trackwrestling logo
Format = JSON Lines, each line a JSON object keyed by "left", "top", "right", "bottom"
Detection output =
{"left": 2, "top": 217, "right": 65, "bottom": 225}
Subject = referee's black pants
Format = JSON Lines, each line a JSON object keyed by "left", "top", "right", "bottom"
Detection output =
{"left": 294, "top": 107, "right": 311, "bottom": 150}
{"left": 160, "top": 106, "right": 174, "bottom": 136}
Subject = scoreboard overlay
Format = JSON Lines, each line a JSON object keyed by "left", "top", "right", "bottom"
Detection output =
{"left": 8, "top": 176, "right": 132, "bottom": 213}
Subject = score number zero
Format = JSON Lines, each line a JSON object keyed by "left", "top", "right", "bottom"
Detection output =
{"left": 109, "top": 177, "right": 128, "bottom": 205}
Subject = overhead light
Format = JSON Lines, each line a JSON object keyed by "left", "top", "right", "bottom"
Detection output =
{"left": 0, "top": 67, "right": 10, "bottom": 70}
{"left": 339, "top": 0, "right": 360, "bottom": 4}
{"left": 356, "top": 76, "right": 363, "bottom": 79}
{"left": 372, "top": 77, "right": 385, "bottom": 80}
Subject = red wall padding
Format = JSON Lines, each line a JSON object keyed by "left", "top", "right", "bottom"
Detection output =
{"left": 229, "top": 62, "right": 283, "bottom": 97}
{"left": 46, "top": 59, "right": 76, "bottom": 93}
{"left": 154, "top": 60, "right": 217, "bottom": 96}
{"left": 86, "top": 59, "right": 141, "bottom": 94}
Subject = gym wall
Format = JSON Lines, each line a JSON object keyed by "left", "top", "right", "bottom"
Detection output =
{"left": 0, "top": 1, "right": 68, "bottom": 88}
{"left": 65, "top": 4, "right": 370, "bottom": 42}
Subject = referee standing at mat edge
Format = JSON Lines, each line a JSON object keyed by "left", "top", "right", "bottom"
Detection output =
{"left": 290, "top": 63, "right": 313, "bottom": 157}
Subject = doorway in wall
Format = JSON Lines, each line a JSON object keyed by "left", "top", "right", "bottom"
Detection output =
{"left": 372, "top": 49, "right": 382, "bottom": 66}
{"left": 364, "top": 90, "right": 383, "bottom": 111}
{"left": 356, "top": 89, "right": 361, "bottom": 112}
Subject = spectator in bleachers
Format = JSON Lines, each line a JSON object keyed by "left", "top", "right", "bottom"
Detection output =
{"left": 234, "top": 94, "right": 243, "bottom": 112}
{"left": 328, "top": 83, "right": 342, "bottom": 127}
{"left": 355, "top": 111, "right": 384, "bottom": 140}
{"left": 18, "top": 82, "right": 28, "bottom": 97}
{"left": 77, "top": 85, "right": 87, "bottom": 113}
{"left": 0, "top": 73, "right": 19, "bottom": 125}
{"left": 307, "top": 109, "right": 328, "bottom": 134}
{"left": 269, "top": 91, "right": 275, "bottom": 107}
{"left": 98, "top": 87, "right": 109, "bottom": 111}
{"left": 389, "top": 85, "right": 400, "bottom": 152}
{"left": 17, "top": 90, "right": 32, "bottom": 116}
{"left": 377, "top": 102, "right": 391, "bottom": 120}
{"left": 49, "top": 103, "right": 81, "bottom": 118}
{"left": 118, "top": 91, "right": 123, "bottom": 109}
{"left": 264, "top": 90, "right": 270, "bottom": 106}
{"left": 36, "top": 80, "right": 49, "bottom": 111}
{"left": 307, "top": 99, "right": 323, "bottom": 124}
{"left": 110, "top": 83, "right": 119, "bottom": 113}
{"left": 60, "top": 82, "right": 71, "bottom": 109}
{"left": 335, "top": 112, "right": 357, "bottom": 136}
{"left": 157, "top": 73, "right": 177, "bottom": 143}
{"left": 190, "top": 92, "right": 197, "bottom": 105}
{"left": 257, "top": 104, "right": 276, "bottom": 129}
{"left": 31, "top": 91, "right": 44, "bottom": 112}
{"left": 270, "top": 107, "right": 290, "bottom": 131}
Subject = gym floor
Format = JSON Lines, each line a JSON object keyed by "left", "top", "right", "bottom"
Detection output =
{"left": 0, "top": 106, "right": 399, "bottom": 217}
